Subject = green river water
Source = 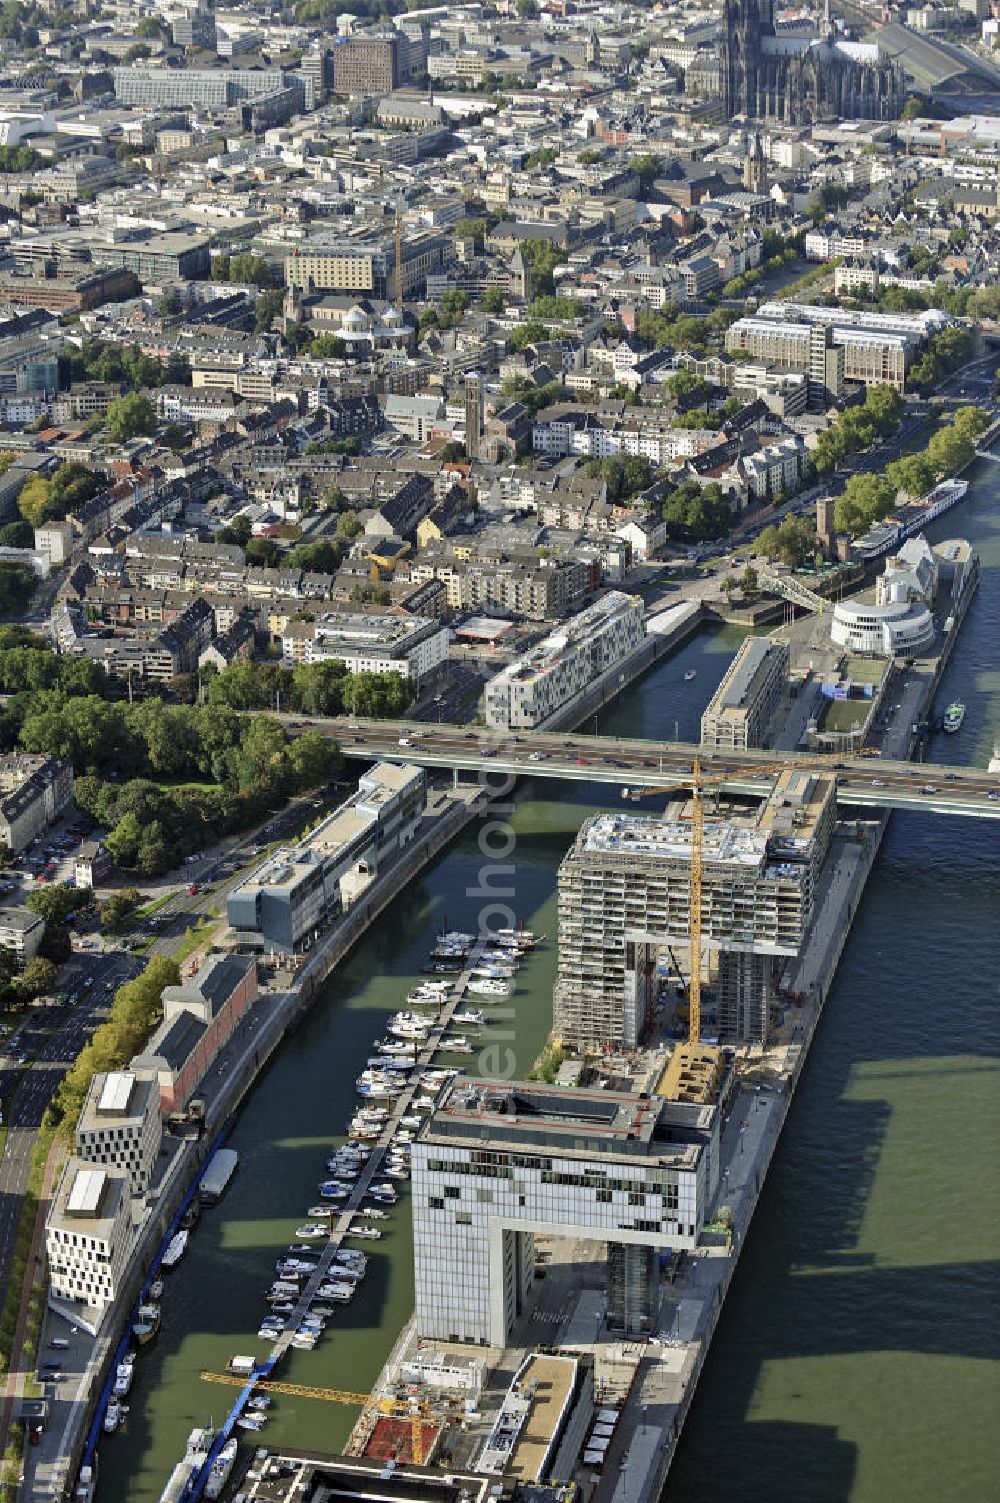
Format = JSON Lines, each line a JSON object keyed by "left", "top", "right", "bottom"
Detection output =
{"left": 101, "top": 466, "right": 1000, "bottom": 1503}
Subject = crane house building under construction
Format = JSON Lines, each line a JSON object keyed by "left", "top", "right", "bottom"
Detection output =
{"left": 554, "top": 770, "right": 837, "bottom": 1048}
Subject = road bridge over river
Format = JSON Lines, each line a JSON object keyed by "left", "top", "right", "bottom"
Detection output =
{"left": 280, "top": 716, "right": 1000, "bottom": 820}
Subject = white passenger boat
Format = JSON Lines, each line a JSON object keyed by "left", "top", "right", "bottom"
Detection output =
{"left": 204, "top": 1438, "right": 238, "bottom": 1501}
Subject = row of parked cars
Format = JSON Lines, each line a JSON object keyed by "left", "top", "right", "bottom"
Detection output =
{"left": 22, "top": 823, "right": 91, "bottom": 884}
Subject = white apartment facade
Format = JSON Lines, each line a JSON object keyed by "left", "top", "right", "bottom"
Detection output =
{"left": 0, "top": 753, "right": 74, "bottom": 855}
{"left": 227, "top": 761, "right": 426, "bottom": 952}
{"left": 285, "top": 612, "right": 449, "bottom": 683}
{"left": 0, "top": 905, "right": 45, "bottom": 961}
{"left": 483, "top": 591, "right": 645, "bottom": 730}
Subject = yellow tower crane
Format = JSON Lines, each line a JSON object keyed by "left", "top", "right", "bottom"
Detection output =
{"left": 622, "top": 754, "right": 790, "bottom": 1047}
{"left": 199, "top": 1372, "right": 440, "bottom": 1464}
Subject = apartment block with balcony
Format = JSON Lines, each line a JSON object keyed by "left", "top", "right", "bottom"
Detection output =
{"left": 0, "top": 753, "right": 74, "bottom": 855}
{"left": 483, "top": 591, "right": 644, "bottom": 730}
{"left": 554, "top": 770, "right": 836, "bottom": 1048}
{"left": 280, "top": 610, "right": 448, "bottom": 682}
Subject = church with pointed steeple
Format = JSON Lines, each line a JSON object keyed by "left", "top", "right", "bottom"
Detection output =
{"left": 721, "top": 0, "right": 904, "bottom": 124}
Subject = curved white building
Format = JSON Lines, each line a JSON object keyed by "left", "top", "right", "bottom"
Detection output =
{"left": 831, "top": 598, "right": 934, "bottom": 657}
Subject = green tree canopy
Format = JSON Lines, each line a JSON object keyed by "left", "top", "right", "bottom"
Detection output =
{"left": 755, "top": 515, "right": 817, "bottom": 566}
{"left": 834, "top": 473, "right": 895, "bottom": 537}
{"left": 106, "top": 392, "right": 157, "bottom": 441}
{"left": 661, "top": 480, "right": 730, "bottom": 541}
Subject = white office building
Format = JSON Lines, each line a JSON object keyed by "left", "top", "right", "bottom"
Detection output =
{"left": 830, "top": 597, "right": 935, "bottom": 656}
{"left": 412, "top": 1077, "right": 716, "bottom": 1347}
{"left": 75, "top": 1071, "right": 161, "bottom": 1197}
{"left": 45, "top": 1162, "right": 134, "bottom": 1311}
{"left": 483, "top": 592, "right": 645, "bottom": 730}
{"left": 227, "top": 761, "right": 426, "bottom": 952}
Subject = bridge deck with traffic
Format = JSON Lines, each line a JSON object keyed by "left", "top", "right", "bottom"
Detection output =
{"left": 283, "top": 716, "right": 1000, "bottom": 819}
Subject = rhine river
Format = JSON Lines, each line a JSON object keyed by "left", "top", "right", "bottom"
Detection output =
{"left": 101, "top": 462, "right": 1000, "bottom": 1503}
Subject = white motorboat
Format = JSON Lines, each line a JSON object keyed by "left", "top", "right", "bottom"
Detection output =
{"left": 452, "top": 1010, "right": 484, "bottom": 1026}
{"left": 347, "top": 1224, "right": 383, "bottom": 1239}
{"left": 494, "top": 927, "right": 540, "bottom": 947}
{"left": 334, "top": 1250, "right": 367, "bottom": 1271}
{"left": 103, "top": 1400, "right": 124, "bottom": 1434}
{"left": 367, "top": 1056, "right": 414, "bottom": 1074}
{"left": 295, "top": 1223, "right": 327, "bottom": 1239}
{"left": 388, "top": 1019, "right": 430, "bottom": 1041}
{"left": 161, "top": 1229, "right": 189, "bottom": 1270}
{"left": 320, "top": 1281, "right": 357, "bottom": 1302}
{"left": 467, "top": 978, "right": 511, "bottom": 998}
{"left": 112, "top": 1353, "right": 135, "bottom": 1398}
